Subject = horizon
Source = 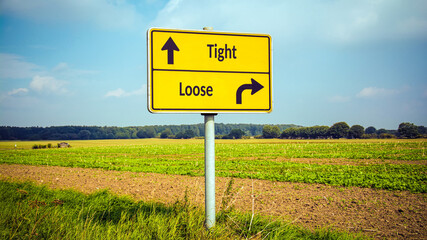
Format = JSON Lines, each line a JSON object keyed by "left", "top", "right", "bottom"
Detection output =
{"left": 1, "top": 1, "right": 426, "bottom": 129}
{"left": 0, "top": 121, "right": 416, "bottom": 131}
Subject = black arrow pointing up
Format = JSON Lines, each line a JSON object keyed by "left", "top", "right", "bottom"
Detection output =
{"left": 236, "top": 78, "right": 264, "bottom": 104}
{"left": 161, "top": 37, "right": 179, "bottom": 64}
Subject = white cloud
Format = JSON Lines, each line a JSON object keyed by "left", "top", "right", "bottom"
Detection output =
{"left": 52, "top": 62, "right": 69, "bottom": 72}
{"left": 150, "top": 0, "right": 427, "bottom": 44}
{"left": 162, "top": 0, "right": 182, "bottom": 14}
{"left": 51, "top": 62, "right": 97, "bottom": 78}
{"left": 8, "top": 88, "right": 29, "bottom": 96}
{"left": 0, "top": 0, "right": 142, "bottom": 30}
{"left": 395, "top": 16, "right": 427, "bottom": 39}
{"left": 0, "top": 54, "right": 94, "bottom": 81}
{"left": 105, "top": 88, "right": 126, "bottom": 98}
{"left": 30, "top": 75, "right": 68, "bottom": 94}
{"left": 325, "top": 0, "right": 427, "bottom": 43}
{"left": 0, "top": 53, "right": 42, "bottom": 79}
{"left": 105, "top": 85, "right": 146, "bottom": 98}
{"left": 357, "top": 87, "right": 398, "bottom": 98}
{"left": 0, "top": 54, "right": 97, "bottom": 99}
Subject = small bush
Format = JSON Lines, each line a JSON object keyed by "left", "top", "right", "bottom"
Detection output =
{"left": 379, "top": 133, "right": 396, "bottom": 139}
{"left": 33, "top": 143, "right": 55, "bottom": 149}
{"left": 215, "top": 135, "right": 223, "bottom": 139}
{"left": 361, "top": 133, "right": 377, "bottom": 139}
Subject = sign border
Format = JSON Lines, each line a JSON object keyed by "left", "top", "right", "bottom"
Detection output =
{"left": 147, "top": 28, "right": 272, "bottom": 113}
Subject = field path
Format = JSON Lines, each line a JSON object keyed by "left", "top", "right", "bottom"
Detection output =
{"left": 1, "top": 164, "right": 425, "bottom": 239}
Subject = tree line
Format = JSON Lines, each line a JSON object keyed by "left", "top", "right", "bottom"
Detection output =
{"left": 0, "top": 124, "right": 297, "bottom": 140}
{"left": 0, "top": 122, "right": 424, "bottom": 141}
{"left": 262, "top": 122, "right": 426, "bottom": 139}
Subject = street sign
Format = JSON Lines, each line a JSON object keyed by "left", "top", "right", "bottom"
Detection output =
{"left": 147, "top": 28, "right": 272, "bottom": 113}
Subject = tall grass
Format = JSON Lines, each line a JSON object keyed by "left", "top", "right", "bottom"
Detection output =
{"left": 0, "top": 180, "right": 363, "bottom": 239}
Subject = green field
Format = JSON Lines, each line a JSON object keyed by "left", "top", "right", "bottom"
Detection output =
{"left": 1, "top": 139, "right": 426, "bottom": 192}
{"left": 2, "top": 180, "right": 364, "bottom": 239}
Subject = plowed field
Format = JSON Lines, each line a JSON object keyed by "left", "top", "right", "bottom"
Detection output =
{"left": 1, "top": 164, "right": 425, "bottom": 239}
{"left": 0, "top": 139, "right": 426, "bottom": 239}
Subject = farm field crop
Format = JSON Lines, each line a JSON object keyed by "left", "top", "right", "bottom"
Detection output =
{"left": 1, "top": 138, "right": 426, "bottom": 239}
{"left": 0, "top": 139, "right": 426, "bottom": 192}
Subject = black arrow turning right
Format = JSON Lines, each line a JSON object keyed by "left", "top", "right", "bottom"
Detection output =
{"left": 236, "top": 78, "right": 264, "bottom": 104}
{"left": 161, "top": 37, "right": 179, "bottom": 64}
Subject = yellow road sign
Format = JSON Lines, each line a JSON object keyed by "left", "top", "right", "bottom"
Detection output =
{"left": 147, "top": 28, "right": 272, "bottom": 113}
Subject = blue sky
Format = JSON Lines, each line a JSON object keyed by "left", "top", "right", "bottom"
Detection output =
{"left": 1, "top": 0, "right": 426, "bottom": 129}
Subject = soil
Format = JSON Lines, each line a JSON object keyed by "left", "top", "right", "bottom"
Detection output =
{"left": 0, "top": 164, "right": 425, "bottom": 239}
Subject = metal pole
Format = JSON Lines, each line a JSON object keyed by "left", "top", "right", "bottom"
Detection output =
{"left": 202, "top": 26, "right": 216, "bottom": 230}
{"left": 203, "top": 113, "right": 216, "bottom": 229}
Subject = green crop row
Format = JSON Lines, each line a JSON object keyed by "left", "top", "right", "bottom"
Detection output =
{"left": 217, "top": 160, "right": 426, "bottom": 192}
{"left": 2, "top": 139, "right": 426, "bottom": 160}
{"left": 0, "top": 140, "right": 426, "bottom": 192}
{"left": 215, "top": 142, "right": 427, "bottom": 160}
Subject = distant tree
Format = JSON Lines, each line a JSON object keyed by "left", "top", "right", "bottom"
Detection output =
{"left": 271, "top": 126, "right": 280, "bottom": 138}
{"left": 0, "top": 124, "right": 305, "bottom": 140}
{"left": 281, "top": 126, "right": 329, "bottom": 139}
{"left": 160, "top": 128, "right": 172, "bottom": 139}
{"left": 136, "top": 129, "right": 146, "bottom": 138}
{"left": 115, "top": 131, "right": 130, "bottom": 139}
{"left": 175, "top": 130, "right": 195, "bottom": 139}
{"left": 328, "top": 122, "right": 350, "bottom": 139}
{"left": 249, "top": 125, "right": 259, "bottom": 136}
{"left": 226, "top": 129, "right": 245, "bottom": 139}
{"left": 191, "top": 126, "right": 200, "bottom": 137}
{"left": 311, "top": 126, "right": 329, "bottom": 139}
{"left": 280, "top": 128, "right": 294, "bottom": 139}
{"left": 398, "top": 122, "right": 419, "bottom": 139}
{"left": 348, "top": 125, "right": 364, "bottom": 139}
{"left": 0, "top": 127, "right": 12, "bottom": 140}
{"left": 105, "top": 133, "right": 115, "bottom": 139}
{"left": 262, "top": 125, "right": 272, "bottom": 138}
{"left": 262, "top": 125, "right": 280, "bottom": 138}
{"left": 365, "top": 126, "right": 376, "bottom": 134}
{"left": 78, "top": 130, "right": 91, "bottom": 140}
{"left": 376, "top": 128, "right": 387, "bottom": 135}
{"left": 417, "top": 126, "right": 426, "bottom": 135}
{"left": 183, "top": 129, "right": 195, "bottom": 139}
{"left": 136, "top": 127, "right": 156, "bottom": 138}
{"left": 146, "top": 127, "right": 156, "bottom": 138}
{"left": 128, "top": 128, "right": 138, "bottom": 139}
{"left": 40, "top": 129, "right": 52, "bottom": 140}
{"left": 175, "top": 132, "right": 184, "bottom": 139}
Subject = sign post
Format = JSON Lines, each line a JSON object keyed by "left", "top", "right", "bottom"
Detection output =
{"left": 147, "top": 27, "right": 272, "bottom": 229}
{"left": 202, "top": 27, "right": 216, "bottom": 230}
{"left": 203, "top": 113, "right": 216, "bottom": 229}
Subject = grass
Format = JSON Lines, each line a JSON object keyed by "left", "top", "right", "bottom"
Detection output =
{"left": 0, "top": 180, "right": 363, "bottom": 240}
{"left": 0, "top": 139, "right": 426, "bottom": 192}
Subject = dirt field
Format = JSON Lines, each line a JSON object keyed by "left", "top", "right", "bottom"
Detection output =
{"left": 0, "top": 164, "right": 425, "bottom": 239}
